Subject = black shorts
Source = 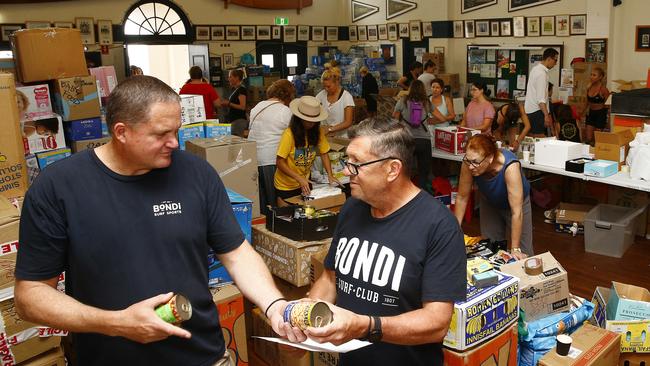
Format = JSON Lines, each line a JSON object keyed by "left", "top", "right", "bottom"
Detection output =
{"left": 527, "top": 110, "right": 547, "bottom": 135}
{"left": 275, "top": 186, "right": 308, "bottom": 201}
{"left": 586, "top": 108, "right": 608, "bottom": 130}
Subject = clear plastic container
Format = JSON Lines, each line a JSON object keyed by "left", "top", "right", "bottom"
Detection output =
{"left": 584, "top": 204, "right": 645, "bottom": 258}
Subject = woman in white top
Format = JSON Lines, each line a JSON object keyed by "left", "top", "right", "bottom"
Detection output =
{"left": 429, "top": 78, "right": 456, "bottom": 128}
{"left": 247, "top": 79, "right": 296, "bottom": 213}
{"left": 315, "top": 69, "right": 355, "bottom": 137}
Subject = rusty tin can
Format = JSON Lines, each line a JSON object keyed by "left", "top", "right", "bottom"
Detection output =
{"left": 155, "top": 294, "right": 192, "bottom": 324}
{"left": 283, "top": 301, "right": 333, "bottom": 330}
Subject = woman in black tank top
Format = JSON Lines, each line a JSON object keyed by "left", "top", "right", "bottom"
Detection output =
{"left": 584, "top": 67, "right": 610, "bottom": 144}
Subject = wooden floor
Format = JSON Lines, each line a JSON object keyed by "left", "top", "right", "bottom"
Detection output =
{"left": 462, "top": 205, "right": 650, "bottom": 300}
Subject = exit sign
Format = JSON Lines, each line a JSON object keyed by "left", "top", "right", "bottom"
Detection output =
{"left": 275, "top": 17, "right": 289, "bottom": 26}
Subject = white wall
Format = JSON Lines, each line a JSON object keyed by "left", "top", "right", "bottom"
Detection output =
{"left": 611, "top": 2, "right": 650, "bottom": 82}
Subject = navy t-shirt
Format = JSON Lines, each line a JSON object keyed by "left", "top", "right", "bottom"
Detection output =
{"left": 16, "top": 149, "right": 244, "bottom": 366}
{"left": 324, "top": 191, "right": 467, "bottom": 366}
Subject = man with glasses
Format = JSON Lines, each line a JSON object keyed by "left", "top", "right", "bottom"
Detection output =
{"left": 525, "top": 48, "right": 559, "bottom": 137}
{"left": 306, "top": 117, "right": 466, "bottom": 366}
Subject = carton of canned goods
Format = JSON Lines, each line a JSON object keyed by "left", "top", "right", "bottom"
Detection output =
{"left": 155, "top": 294, "right": 192, "bottom": 324}
{"left": 283, "top": 301, "right": 333, "bottom": 330}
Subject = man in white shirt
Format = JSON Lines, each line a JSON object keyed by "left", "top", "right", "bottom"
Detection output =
{"left": 418, "top": 60, "right": 437, "bottom": 96}
{"left": 524, "top": 48, "right": 559, "bottom": 137}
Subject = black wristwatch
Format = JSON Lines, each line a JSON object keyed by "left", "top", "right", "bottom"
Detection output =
{"left": 366, "top": 316, "right": 383, "bottom": 343}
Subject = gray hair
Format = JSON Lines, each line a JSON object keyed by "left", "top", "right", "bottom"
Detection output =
{"left": 348, "top": 116, "right": 414, "bottom": 175}
{"left": 106, "top": 75, "right": 180, "bottom": 135}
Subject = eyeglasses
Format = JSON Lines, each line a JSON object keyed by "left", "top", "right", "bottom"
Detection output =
{"left": 462, "top": 154, "right": 488, "bottom": 168}
{"left": 341, "top": 157, "right": 399, "bottom": 175}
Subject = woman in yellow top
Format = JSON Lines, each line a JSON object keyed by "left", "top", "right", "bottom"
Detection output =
{"left": 274, "top": 96, "right": 340, "bottom": 206}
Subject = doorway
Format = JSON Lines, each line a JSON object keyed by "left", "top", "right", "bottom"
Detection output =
{"left": 401, "top": 39, "right": 429, "bottom": 76}
{"left": 256, "top": 41, "right": 307, "bottom": 80}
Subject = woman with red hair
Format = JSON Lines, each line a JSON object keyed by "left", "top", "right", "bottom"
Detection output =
{"left": 453, "top": 134, "right": 533, "bottom": 259}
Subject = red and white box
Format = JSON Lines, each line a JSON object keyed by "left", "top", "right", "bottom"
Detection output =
{"left": 434, "top": 127, "right": 480, "bottom": 155}
{"left": 89, "top": 66, "right": 117, "bottom": 105}
{"left": 16, "top": 84, "right": 53, "bottom": 121}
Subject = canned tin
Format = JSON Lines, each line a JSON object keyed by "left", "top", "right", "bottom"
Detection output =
{"left": 283, "top": 301, "right": 333, "bottom": 330}
{"left": 155, "top": 294, "right": 192, "bottom": 324}
{"left": 304, "top": 205, "right": 315, "bottom": 218}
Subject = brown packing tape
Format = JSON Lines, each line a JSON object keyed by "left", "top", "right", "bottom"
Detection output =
{"left": 525, "top": 257, "right": 543, "bottom": 275}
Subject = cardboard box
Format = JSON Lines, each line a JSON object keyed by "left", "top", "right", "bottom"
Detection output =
{"left": 0, "top": 197, "right": 19, "bottom": 300}
{"left": 181, "top": 94, "right": 207, "bottom": 125}
{"left": 16, "top": 84, "right": 53, "bottom": 121}
{"left": 273, "top": 275, "right": 310, "bottom": 300}
{"left": 177, "top": 122, "right": 205, "bottom": 151}
{"left": 313, "top": 351, "right": 338, "bottom": 366}
{"left": 0, "top": 58, "right": 15, "bottom": 76}
{"left": 608, "top": 187, "right": 649, "bottom": 237}
{"left": 186, "top": 137, "right": 260, "bottom": 217}
{"left": 5, "top": 332, "right": 61, "bottom": 364}
{"left": 437, "top": 73, "right": 461, "bottom": 96}
{"left": 10, "top": 28, "right": 88, "bottom": 83}
{"left": 534, "top": 139, "right": 584, "bottom": 169}
{"left": 310, "top": 244, "right": 330, "bottom": 286}
{"left": 538, "top": 324, "right": 620, "bottom": 366}
{"left": 595, "top": 130, "right": 635, "bottom": 165}
{"left": 205, "top": 120, "right": 231, "bottom": 138}
{"left": 607, "top": 320, "right": 650, "bottom": 353}
{"left": 0, "top": 74, "right": 29, "bottom": 199}
{"left": 555, "top": 202, "right": 594, "bottom": 234}
{"left": 619, "top": 353, "right": 649, "bottom": 366}
{"left": 89, "top": 66, "right": 118, "bottom": 105}
{"left": 64, "top": 117, "right": 103, "bottom": 141}
{"left": 584, "top": 160, "right": 619, "bottom": 178}
{"left": 211, "top": 284, "right": 248, "bottom": 366}
{"left": 19, "top": 346, "right": 65, "bottom": 366}
{"left": 591, "top": 286, "right": 610, "bottom": 328}
{"left": 70, "top": 136, "right": 110, "bottom": 153}
{"left": 208, "top": 190, "right": 253, "bottom": 286}
{"left": 422, "top": 53, "right": 445, "bottom": 74}
{"left": 23, "top": 114, "right": 67, "bottom": 155}
{"left": 434, "top": 127, "right": 480, "bottom": 155}
{"left": 607, "top": 282, "right": 650, "bottom": 321}
{"left": 35, "top": 148, "right": 71, "bottom": 170}
{"left": 500, "top": 252, "right": 569, "bottom": 321}
{"left": 265, "top": 206, "right": 338, "bottom": 241}
{"left": 443, "top": 323, "right": 517, "bottom": 366}
{"left": 252, "top": 225, "right": 329, "bottom": 287}
{"left": 444, "top": 272, "right": 519, "bottom": 351}
{"left": 251, "top": 308, "right": 312, "bottom": 366}
{"left": 285, "top": 193, "right": 346, "bottom": 211}
{"left": 0, "top": 297, "right": 37, "bottom": 336}
{"left": 52, "top": 75, "right": 101, "bottom": 122}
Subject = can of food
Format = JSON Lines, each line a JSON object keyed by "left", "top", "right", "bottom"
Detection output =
{"left": 304, "top": 205, "right": 315, "bottom": 218}
{"left": 283, "top": 301, "right": 333, "bottom": 330}
{"left": 155, "top": 294, "right": 192, "bottom": 324}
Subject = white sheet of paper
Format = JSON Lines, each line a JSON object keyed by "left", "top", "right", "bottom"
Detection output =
{"left": 253, "top": 336, "right": 372, "bottom": 353}
{"left": 517, "top": 75, "right": 527, "bottom": 89}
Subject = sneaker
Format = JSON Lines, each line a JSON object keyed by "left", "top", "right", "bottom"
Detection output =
{"left": 544, "top": 209, "right": 556, "bottom": 220}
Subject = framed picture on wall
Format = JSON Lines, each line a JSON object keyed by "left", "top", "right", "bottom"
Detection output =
{"left": 570, "top": 14, "right": 586, "bottom": 35}
{"left": 312, "top": 26, "right": 324, "bottom": 41}
{"left": 327, "top": 27, "right": 338, "bottom": 41}
{"left": 409, "top": 20, "right": 421, "bottom": 41}
{"left": 476, "top": 20, "right": 489, "bottom": 37}
{"left": 635, "top": 26, "right": 650, "bottom": 52}
{"left": 555, "top": 15, "right": 570, "bottom": 36}
{"left": 75, "top": 17, "right": 95, "bottom": 44}
{"left": 241, "top": 25, "right": 256, "bottom": 40}
{"left": 0, "top": 25, "right": 22, "bottom": 42}
{"left": 272, "top": 26, "right": 281, "bottom": 39}
{"left": 97, "top": 20, "right": 113, "bottom": 45}
{"left": 453, "top": 20, "right": 464, "bottom": 38}
{"left": 358, "top": 25, "right": 367, "bottom": 41}
{"left": 509, "top": 0, "right": 559, "bottom": 12}
{"left": 298, "top": 25, "right": 310, "bottom": 41}
{"left": 434, "top": 46, "right": 445, "bottom": 54}
{"left": 211, "top": 26, "right": 225, "bottom": 40}
{"left": 223, "top": 53, "right": 234, "bottom": 69}
{"left": 500, "top": 20, "right": 512, "bottom": 37}
{"left": 462, "top": 0, "right": 497, "bottom": 13}
{"left": 349, "top": 25, "right": 358, "bottom": 41}
{"left": 586, "top": 38, "right": 607, "bottom": 63}
{"left": 378, "top": 24, "right": 388, "bottom": 40}
{"left": 422, "top": 22, "right": 433, "bottom": 37}
{"left": 513, "top": 16, "right": 525, "bottom": 37}
{"left": 541, "top": 16, "right": 555, "bottom": 36}
{"left": 195, "top": 25, "right": 210, "bottom": 41}
{"left": 226, "top": 25, "right": 240, "bottom": 40}
{"left": 257, "top": 25, "right": 271, "bottom": 40}
{"left": 283, "top": 26, "right": 296, "bottom": 42}
{"left": 464, "top": 20, "right": 475, "bottom": 39}
{"left": 491, "top": 21, "right": 500, "bottom": 36}
{"left": 527, "top": 17, "right": 540, "bottom": 36}
{"left": 388, "top": 23, "right": 398, "bottom": 40}
{"left": 25, "top": 21, "right": 50, "bottom": 29}
{"left": 399, "top": 23, "right": 409, "bottom": 38}
{"left": 53, "top": 22, "right": 73, "bottom": 28}
{"left": 367, "top": 25, "right": 378, "bottom": 41}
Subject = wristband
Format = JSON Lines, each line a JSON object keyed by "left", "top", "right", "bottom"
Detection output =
{"left": 264, "top": 297, "right": 287, "bottom": 318}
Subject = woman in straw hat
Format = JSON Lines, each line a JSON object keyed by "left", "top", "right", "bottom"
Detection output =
{"left": 274, "top": 96, "right": 340, "bottom": 206}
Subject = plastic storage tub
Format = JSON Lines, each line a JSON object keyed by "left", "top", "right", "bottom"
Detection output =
{"left": 583, "top": 204, "right": 645, "bottom": 258}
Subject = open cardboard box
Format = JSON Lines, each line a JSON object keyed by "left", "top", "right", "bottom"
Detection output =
{"left": 594, "top": 130, "right": 634, "bottom": 166}
{"left": 285, "top": 193, "right": 346, "bottom": 211}
{"left": 607, "top": 282, "right": 650, "bottom": 321}
{"left": 538, "top": 323, "right": 620, "bottom": 366}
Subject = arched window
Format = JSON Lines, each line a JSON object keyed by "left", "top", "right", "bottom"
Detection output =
{"left": 122, "top": 0, "right": 192, "bottom": 43}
